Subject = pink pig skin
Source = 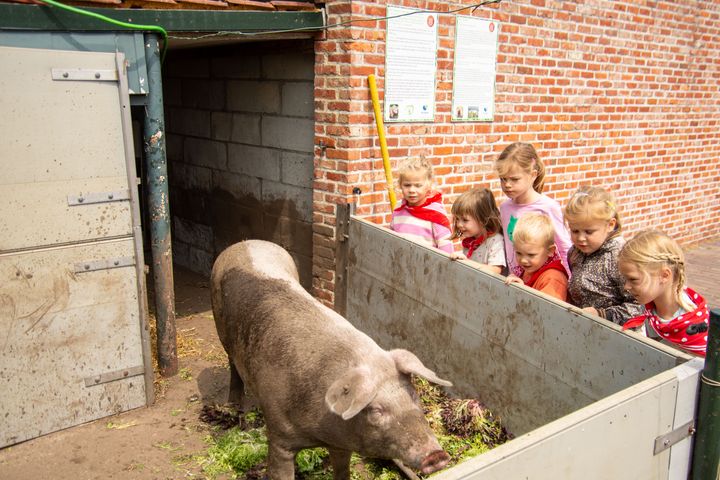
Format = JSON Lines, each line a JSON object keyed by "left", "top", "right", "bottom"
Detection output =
{"left": 211, "top": 240, "right": 452, "bottom": 479}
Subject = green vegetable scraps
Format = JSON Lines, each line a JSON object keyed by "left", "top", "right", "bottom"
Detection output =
{"left": 198, "top": 378, "right": 511, "bottom": 479}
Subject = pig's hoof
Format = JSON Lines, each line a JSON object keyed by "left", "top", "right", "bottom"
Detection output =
{"left": 420, "top": 450, "right": 451, "bottom": 475}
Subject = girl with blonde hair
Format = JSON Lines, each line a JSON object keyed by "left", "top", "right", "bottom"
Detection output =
{"left": 619, "top": 230, "right": 708, "bottom": 357}
{"left": 495, "top": 143, "right": 572, "bottom": 275}
{"left": 390, "top": 157, "right": 454, "bottom": 253}
{"left": 564, "top": 186, "right": 643, "bottom": 324}
{"left": 450, "top": 188, "right": 506, "bottom": 274}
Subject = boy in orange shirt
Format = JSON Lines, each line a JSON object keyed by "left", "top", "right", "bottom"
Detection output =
{"left": 504, "top": 213, "right": 568, "bottom": 301}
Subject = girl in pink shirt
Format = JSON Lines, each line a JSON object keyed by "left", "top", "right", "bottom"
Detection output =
{"left": 494, "top": 143, "right": 572, "bottom": 275}
{"left": 390, "top": 157, "right": 454, "bottom": 253}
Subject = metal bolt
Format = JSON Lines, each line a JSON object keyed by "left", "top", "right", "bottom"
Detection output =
{"left": 108, "top": 194, "right": 114, "bottom": 200}
{"left": 114, "top": 260, "right": 119, "bottom": 266}
{"left": 78, "top": 197, "right": 84, "bottom": 203}
{"left": 62, "top": 72, "right": 68, "bottom": 78}
{"left": 95, "top": 72, "right": 101, "bottom": 79}
{"left": 84, "top": 265, "right": 90, "bottom": 270}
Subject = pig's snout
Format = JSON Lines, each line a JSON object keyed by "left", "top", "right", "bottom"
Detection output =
{"left": 420, "top": 449, "right": 451, "bottom": 475}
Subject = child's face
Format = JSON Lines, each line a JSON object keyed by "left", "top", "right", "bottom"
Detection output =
{"left": 568, "top": 217, "right": 617, "bottom": 255}
{"left": 455, "top": 214, "right": 485, "bottom": 239}
{"left": 619, "top": 261, "right": 666, "bottom": 305}
{"left": 514, "top": 239, "right": 555, "bottom": 274}
{"left": 400, "top": 171, "right": 432, "bottom": 207}
{"left": 498, "top": 164, "right": 537, "bottom": 202}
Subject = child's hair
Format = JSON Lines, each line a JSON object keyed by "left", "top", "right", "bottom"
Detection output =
{"left": 618, "top": 230, "right": 693, "bottom": 311}
{"left": 512, "top": 213, "right": 555, "bottom": 249}
{"left": 564, "top": 186, "right": 622, "bottom": 234}
{"left": 397, "top": 157, "right": 433, "bottom": 184}
{"left": 495, "top": 142, "right": 546, "bottom": 193}
{"left": 450, "top": 188, "right": 502, "bottom": 239}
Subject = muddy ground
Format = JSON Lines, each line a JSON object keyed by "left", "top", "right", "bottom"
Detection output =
{"left": 0, "top": 267, "right": 230, "bottom": 479}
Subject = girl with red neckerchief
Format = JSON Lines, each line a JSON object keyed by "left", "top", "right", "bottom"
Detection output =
{"left": 619, "top": 230, "right": 709, "bottom": 357}
{"left": 449, "top": 188, "right": 506, "bottom": 275}
{"left": 390, "top": 157, "right": 454, "bottom": 253}
{"left": 504, "top": 213, "right": 568, "bottom": 302}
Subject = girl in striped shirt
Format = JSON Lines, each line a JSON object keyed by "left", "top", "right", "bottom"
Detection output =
{"left": 390, "top": 157, "right": 454, "bottom": 253}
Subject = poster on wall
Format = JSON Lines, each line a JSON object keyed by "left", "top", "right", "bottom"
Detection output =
{"left": 384, "top": 6, "right": 438, "bottom": 122}
{"left": 452, "top": 16, "right": 499, "bottom": 122}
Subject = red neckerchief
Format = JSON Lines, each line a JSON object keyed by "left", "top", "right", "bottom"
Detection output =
{"left": 395, "top": 191, "right": 450, "bottom": 229}
{"left": 523, "top": 256, "right": 567, "bottom": 287}
{"left": 623, "top": 287, "right": 708, "bottom": 357}
{"left": 462, "top": 231, "right": 494, "bottom": 259}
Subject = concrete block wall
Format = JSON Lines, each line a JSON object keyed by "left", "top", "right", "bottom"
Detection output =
{"left": 163, "top": 41, "right": 315, "bottom": 287}
{"left": 313, "top": 0, "right": 720, "bottom": 305}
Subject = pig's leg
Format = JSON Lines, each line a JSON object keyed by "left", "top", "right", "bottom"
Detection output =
{"left": 328, "top": 448, "right": 352, "bottom": 480}
{"left": 227, "top": 359, "right": 245, "bottom": 406}
{"left": 266, "top": 437, "right": 295, "bottom": 479}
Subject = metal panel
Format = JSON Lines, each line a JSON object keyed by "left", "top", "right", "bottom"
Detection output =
{"left": 345, "top": 217, "right": 701, "bottom": 479}
{"left": 0, "top": 46, "right": 150, "bottom": 448}
{"left": 434, "top": 370, "right": 684, "bottom": 480}
{"left": 0, "top": 239, "right": 146, "bottom": 447}
{"left": 0, "top": 46, "right": 134, "bottom": 251}
{"left": 0, "top": 31, "right": 148, "bottom": 95}
{"left": 346, "top": 217, "right": 686, "bottom": 435}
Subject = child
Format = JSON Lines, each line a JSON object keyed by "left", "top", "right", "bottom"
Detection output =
{"left": 390, "top": 157, "right": 454, "bottom": 253}
{"left": 494, "top": 143, "right": 572, "bottom": 275}
{"left": 504, "top": 213, "right": 568, "bottom": 301}
{"left": 449, "top": 188, "right": 506, "bottom": 274}
{"left": 564, "top": 186, "right": 643, "bottom": 325}
{"left": 619, "top": 230, "right": 709, "bottom": 357}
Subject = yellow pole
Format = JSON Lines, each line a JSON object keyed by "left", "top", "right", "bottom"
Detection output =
{"left": 368, "top": 74, "right": 397, "bottom": 210}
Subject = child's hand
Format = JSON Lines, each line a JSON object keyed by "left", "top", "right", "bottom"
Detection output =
{"left": 449, "top": 252, "right": 467, "bottom": 261}
{"left": 505, "top": 274, "right": 523, "bottom": 286}
{"left": 582, "top": 307, "right": 599, "bottom": 316}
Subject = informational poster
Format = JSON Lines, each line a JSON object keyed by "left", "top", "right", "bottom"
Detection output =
{"left": 452, "top": 16, "right": 499, "bottom": 122}
{"left": 384, "top": 6, "right": 438, "bottom": 122}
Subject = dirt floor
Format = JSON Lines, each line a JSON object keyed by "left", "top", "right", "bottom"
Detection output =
{"left": 0, "top": 266, "right": 230, "bottom": 480}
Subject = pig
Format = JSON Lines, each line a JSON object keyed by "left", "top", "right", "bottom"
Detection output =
{"left": 210, "top": 240, "right": 452, "bottom": 479}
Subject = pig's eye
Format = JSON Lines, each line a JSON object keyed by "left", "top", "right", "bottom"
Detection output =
{"left": 366, "top": 405, "right": 384, "bottom": 424}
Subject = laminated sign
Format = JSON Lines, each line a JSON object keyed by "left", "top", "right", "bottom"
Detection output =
{"left": 384, "top": 6, "right": 438, "bottom": 122}
{"left": 452, "top": 16, "right": 500, "bottom": 122}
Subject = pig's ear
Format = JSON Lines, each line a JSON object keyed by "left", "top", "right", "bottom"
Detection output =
{"left": 325, "top": 367, "right": 379, "bottom": 420}
{"left": 389, "top": 349, "right": 453, "bottom": 387}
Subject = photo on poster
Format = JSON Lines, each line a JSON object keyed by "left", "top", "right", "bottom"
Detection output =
{"left": 384, "top": 6, "right": 439, "bottom": 122}
{"left": 452, "top": 16, "right": 499, "bottom": 122}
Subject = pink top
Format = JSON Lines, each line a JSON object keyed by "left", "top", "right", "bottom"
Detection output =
{"left": 500, "top": 195, "right": 572, "bottom": 274}
{"left": 390, "top": 202, "right": 454, "bottom": 253}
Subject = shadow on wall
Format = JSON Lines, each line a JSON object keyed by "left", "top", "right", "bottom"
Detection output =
{"left": 171, "top": 185, "right": 313, "bottom": 289}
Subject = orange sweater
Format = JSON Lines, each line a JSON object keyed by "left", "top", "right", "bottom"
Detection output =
{"left": 522, "top": 268, "right": 568, "bottom": 302}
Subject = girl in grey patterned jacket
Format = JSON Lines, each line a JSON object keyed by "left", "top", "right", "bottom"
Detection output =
{"left": 564, "top": 187, "right": 643, "bottom": 325}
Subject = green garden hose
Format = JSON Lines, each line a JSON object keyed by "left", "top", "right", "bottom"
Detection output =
{"left": 35, "top": 0, "right": 168, "bottom": 62}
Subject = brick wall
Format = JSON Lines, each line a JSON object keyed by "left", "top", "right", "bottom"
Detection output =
{"left": 314, "top": 0, "right": 720, "bottom": 305}
{"left": 164, "top": 41, "right": 315, "bottom": 287}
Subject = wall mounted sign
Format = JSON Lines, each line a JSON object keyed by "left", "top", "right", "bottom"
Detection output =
{"left": 384, "top": 6, "right": 438, "bottom": 122}
{"left": 452, "top": 16, "right": 499, "bottom": 122}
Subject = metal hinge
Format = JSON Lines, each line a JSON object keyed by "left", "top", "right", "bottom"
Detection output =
{"left": 84, "top": 365, "right": 144, "bottom": 387}
{"left": 51, "top": 68, "right": 118, "bottom": 82}
{"left": 653, "top": 420, "right": 696, "bottom": 455}
{"left": 74, "top": 256, "right": 135, "bottom": 273}
{"left": 67, "top": 190, "right": 130, "bottom": 206}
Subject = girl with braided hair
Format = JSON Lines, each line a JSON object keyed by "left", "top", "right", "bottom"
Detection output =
{"left": 619, "top": 230, "right": 709, "bottom": 357}
{"left": 564, "top": 186, "right": 643, "bottom": 324}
